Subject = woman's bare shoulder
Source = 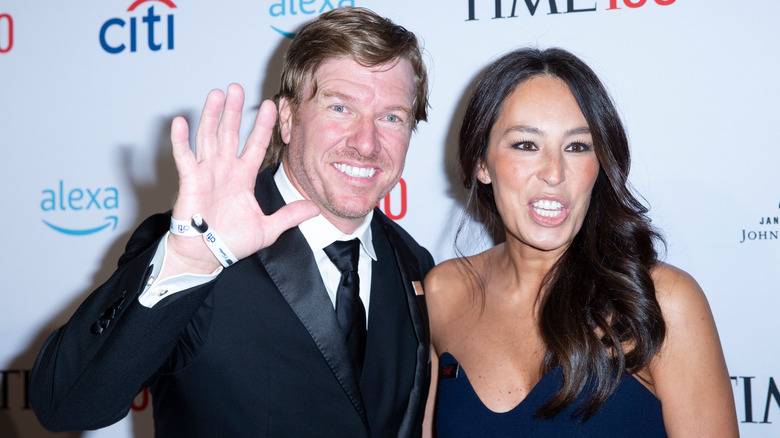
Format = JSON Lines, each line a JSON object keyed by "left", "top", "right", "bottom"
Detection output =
{"left": 424, "top": 248, "right": 495, "bottom": 299}
{"left": 650, "top": 262, "right": 708, "bottom": 316}
{"left": 424, "top": 250, "right": 494, "bottom": 342}
{"left": 424, "top": 257, "right": 473, "bottom": 307}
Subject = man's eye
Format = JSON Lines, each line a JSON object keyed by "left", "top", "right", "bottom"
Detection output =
{"left": 332, "top": 105, "right": 345, "bottom": 113}
{"left": 386, "top": 114, "right": 400, "bottom": 122}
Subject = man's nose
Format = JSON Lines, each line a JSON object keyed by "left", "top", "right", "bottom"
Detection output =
{"left": 346, "top": 117, "right": 380, "bottom": 156}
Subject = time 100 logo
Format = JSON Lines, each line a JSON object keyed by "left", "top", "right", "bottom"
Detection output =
{"left": 466, "top": 0, "right": 675, "bottom": 20}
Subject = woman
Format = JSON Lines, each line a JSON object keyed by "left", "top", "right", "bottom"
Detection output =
{"left": 423, "top": 48, "right": 738, "bottom": 437}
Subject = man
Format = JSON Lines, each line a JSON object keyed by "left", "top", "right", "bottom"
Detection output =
{"left": 30, "top": 8, "right": 433, "bottom": 437}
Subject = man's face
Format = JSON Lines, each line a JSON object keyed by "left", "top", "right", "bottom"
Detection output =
{"left": 279, "top": 57, "right": 416, "bottom": 233}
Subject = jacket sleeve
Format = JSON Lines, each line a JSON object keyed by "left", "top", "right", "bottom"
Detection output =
{"left": 29, "top": 213, "right": 215, "bottom": 432}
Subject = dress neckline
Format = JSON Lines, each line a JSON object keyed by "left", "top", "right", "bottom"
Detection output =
{"left": 438, "top": 351, "right": 659, "bottom": 415}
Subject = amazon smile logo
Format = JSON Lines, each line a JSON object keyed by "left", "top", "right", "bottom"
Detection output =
{"left": 41, "top": 181, "right": 120, "bottom": 236}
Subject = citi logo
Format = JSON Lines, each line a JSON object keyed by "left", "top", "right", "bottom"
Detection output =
{"left": 268, "top": 0, "right": 352, "bottom": 39}
{"left": 0, "top": 13, "right": 12, "bottom": 53}
{"left": 41, "top": 181, "right": 120, "bottom": 236}
{"left": 100, "top": 0, "right": 176, "bottom": 54}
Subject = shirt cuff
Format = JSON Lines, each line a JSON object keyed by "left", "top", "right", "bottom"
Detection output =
{"left": 138, "top": 232, "right": 223, "bottom": 308}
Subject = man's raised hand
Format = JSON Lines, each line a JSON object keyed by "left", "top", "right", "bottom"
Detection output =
{"left": 163, "top": 84, "right": 319, "bottom": 276}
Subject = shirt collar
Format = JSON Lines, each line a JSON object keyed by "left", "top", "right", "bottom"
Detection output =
{"left": 273, "top": 164, "right": 376, "bottom": 260}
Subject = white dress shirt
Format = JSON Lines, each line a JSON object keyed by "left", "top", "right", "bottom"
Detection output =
{"left": 274, "top": 166, "right": 377, "bottom": 323}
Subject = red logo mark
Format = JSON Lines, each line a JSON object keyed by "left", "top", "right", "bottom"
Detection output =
{"left": 379, "top": 178, "right": 408, "bottom": 221}
{"left": 131, "top": 387, "right": 151, "bottom": 411}
{"left": 0, "top": 14, "right": 12, "bottom": 53}
{"left": 127, "top": 0, "right": 177, "bottom": 12}
{"left": 607, "top": 0, "right": 675, "bottom": 9}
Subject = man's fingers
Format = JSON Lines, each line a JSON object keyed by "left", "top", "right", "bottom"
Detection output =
{"left": 171, "top": 116, "right": 196, "bottom": 175}
{"left": 263, "top": 200, "right": 320, "bottom": 242}
{"left": 242, "top": 100, "right": 278, "bottom": 165}
{"left": 217, "top": 83, "right": 245, "bottom": 156}
{"left": 194, "top": 88, "right": 227, "bottom": 161}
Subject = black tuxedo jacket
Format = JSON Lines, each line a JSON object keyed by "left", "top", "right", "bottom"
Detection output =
{"left": 30, "top": 168, "right": 434, "bottom": 437}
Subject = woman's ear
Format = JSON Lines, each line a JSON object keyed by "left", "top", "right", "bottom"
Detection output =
{"left": 477, "top": 160, "right": 492, "bottom": 184}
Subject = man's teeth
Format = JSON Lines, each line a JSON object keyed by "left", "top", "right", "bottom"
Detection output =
{"left": 532, "top": 200, "right": 563, "bottom": 218}
{"left": 334, "top": 163, "right": 376, "bottom": 178}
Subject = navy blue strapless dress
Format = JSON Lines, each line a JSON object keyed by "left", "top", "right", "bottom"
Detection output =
{"left": 436, "top": 352, "right": 666, "bottom": 437}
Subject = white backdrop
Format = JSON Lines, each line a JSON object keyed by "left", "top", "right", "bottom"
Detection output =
{"left": 1, "top": 1, "right": 778, "bottom": 436}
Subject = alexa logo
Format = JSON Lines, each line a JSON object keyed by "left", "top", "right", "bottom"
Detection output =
{"left": 268, "top": 0, "right": 354, "bottom": 39}
{"left": 100, "top": 0, "right": 176, "bottom": 54}
{"left": 41, "top": 181, "right": 120, "bottom": 236}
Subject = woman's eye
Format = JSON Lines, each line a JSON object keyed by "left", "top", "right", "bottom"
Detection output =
{"left": 567, "top": 142, "right": 592, "bottom": 152}
{"left": 512, "top": 141, "right": 536, "bottom": 151}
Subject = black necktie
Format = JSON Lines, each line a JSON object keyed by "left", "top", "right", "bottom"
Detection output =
{"left": 323, "top": 239, "right": 367, "bottom": 378}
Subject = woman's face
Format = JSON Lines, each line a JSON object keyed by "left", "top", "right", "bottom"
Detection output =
{"left": 478, "top": 75, "right": 600, "bottom": 253}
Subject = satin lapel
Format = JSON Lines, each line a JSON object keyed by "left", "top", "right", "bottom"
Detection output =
{"left": 375, "top": 212, "right": 430, "bottom": 437}
{"left": 253, "top": 169, "right": 368, "bottom": 427}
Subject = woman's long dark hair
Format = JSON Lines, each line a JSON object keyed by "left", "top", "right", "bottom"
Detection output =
{"left": 458, "top": 47, "right": 666, "bottom": 419}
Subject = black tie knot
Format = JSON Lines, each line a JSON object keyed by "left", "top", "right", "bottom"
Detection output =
{"left": 324, "top": 239, "right": 360, "bottom": 274}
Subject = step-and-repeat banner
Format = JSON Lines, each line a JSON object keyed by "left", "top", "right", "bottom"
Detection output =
{"left": 1, "top": 1, "right": 778, "bottom": 436}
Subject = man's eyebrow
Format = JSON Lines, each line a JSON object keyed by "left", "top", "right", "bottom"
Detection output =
{"left": 320, "top": 90, "right": 356, "bottom": 102}
{"left": 387, "top": 104, "right": 413, "bottom": 116}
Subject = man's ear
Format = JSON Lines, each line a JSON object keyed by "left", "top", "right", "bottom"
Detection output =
{"left": 278, "top": 97, "right": 293, "bottom": 144}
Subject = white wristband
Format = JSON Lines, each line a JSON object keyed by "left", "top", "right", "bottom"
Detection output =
{"left": 169, "top": 214, "right": 239, "bottom": 268}
{"left": 193, "top": 214, "right": 238, "bottom": 268}
{"left": 170, "top": 217, "right": 201, "bottom": 236}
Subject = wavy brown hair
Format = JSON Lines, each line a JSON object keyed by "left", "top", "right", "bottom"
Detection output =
{"left": 263, "top": 7, "right": 429, "bottom": 168}
{"left": 458, "top": 47, "right": 666, "bottom": 419}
